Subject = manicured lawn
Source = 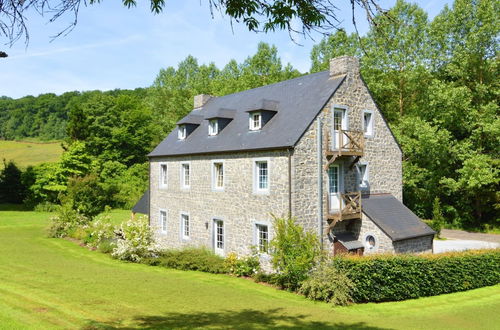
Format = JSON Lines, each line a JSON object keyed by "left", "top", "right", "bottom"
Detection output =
{"left": 0, "top": 140, "right": 63, "bottom": 168}
{"left": 0, "top": 210, "right": 499, "bottom": 329}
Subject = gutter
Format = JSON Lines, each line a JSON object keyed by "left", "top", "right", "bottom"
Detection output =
{"left": 317, "top": 118, "right": 323, "bottom": 248}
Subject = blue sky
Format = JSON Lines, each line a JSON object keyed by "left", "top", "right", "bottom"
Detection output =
{"left": 1, "top": 0, "right": 452, "bottom": 99}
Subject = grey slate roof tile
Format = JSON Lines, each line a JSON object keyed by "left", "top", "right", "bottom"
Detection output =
{"left": 149, "top": 71, "right": 345, "bottom": 157}
{"left": 132, "top": 189, "right": 149, "bottom": 215}
{"left": 362, "top": 194, "right": 435, "bottom": 241}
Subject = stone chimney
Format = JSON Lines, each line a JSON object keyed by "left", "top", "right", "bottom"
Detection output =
{"left": 329, "top": 56, "right": 360, "bottom": 78}
{"left": 193, "top": 94, "right": 212, "bottom": 109}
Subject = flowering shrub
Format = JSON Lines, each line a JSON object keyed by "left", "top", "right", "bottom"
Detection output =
{"left": 224, "top": 250, "right": 261, "bottom": 277}
{"left": 47, "top": 203, "right": 89, "bottom": 238}
{"left": 82, "top": 214, "right": 116, "bottom": 249}
{"left": 112, "top": 215, "right": 158, "bottom": 262}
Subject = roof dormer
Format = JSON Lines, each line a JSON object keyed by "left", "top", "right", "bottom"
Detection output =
{"left": 246, "top": 99, "right": 278, "bottom": 131}
{"left": 205, "top": 108, "right": 236, "bottom": 136}
{"left": 176, "top": 114, "right": 204, "bottom": 140}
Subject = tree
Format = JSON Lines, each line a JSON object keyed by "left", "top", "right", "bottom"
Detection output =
{"left": 0, "top": 160, "right": 26, "bottom": 203}
{"left": 0, "top": 0, "right": 384, "bottom": 46}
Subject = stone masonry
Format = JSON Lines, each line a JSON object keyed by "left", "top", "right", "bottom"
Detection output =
{"left": 149, "top": 56, "right": 432, "bottom": 257}
{"left": 150, "top": 150, "right": 289, "bottom": 256}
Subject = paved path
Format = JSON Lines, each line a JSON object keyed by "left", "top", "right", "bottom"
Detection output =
{"left": 434, "top": 229, "right": 500, "bottom": 253}
{"left": 441, "top": 229, "right": 500, "bottom": 243}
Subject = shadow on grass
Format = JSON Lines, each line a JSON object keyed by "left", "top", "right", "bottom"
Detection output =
{"left": 0, "top": 203, "right": 30, "bottom": 211}
{"left": 84, "top": 308, "right": 389, "bottom": 329}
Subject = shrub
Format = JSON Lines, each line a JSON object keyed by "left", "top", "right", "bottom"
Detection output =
{"left": 270, "top": 216, "right": 321, "bottom": 290}
{"left": 432, "top": 197, "right": 445, "bottom": 237}
{"left": 47, "top": 203, "right": 89, "bottom": 238}
{"left": 63, "top": 174, "right": 106, "bottom": 219}
{"left": 82, "top": 214, "right": 116, "bottom": 249}
{"left": 331, "top": 249, "right": 500, "bottom": 303}
{"left": 112, "top": 215, "right": 158, "bottom": 262}
{"left": 299, "top": 260, "right": 354, "bottom": 306}
{"left": 224, "top": 250, "right": 261, "bottom": 277}
{"left": 33, "top": 202, "right": 59, "bottom": 212}
{"left": 150, "top": 248, "right": 226, "bottom": 273}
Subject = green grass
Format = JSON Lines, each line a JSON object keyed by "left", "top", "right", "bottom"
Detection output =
{"left": 0, "top": 210, "right": 499, "bottom": 329}
{"left": 0, "top": 140, "right": 63, "bottom": 168}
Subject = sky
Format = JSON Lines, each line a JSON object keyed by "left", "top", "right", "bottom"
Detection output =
{"left": 0, "top": 0, "right": 453, "bottom": 99}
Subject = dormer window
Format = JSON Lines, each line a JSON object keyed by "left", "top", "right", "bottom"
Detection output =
{"left": 208, "top": 119, "right": 219, "bottom": 136}
{"left": 249, "top": 112, "right": 262, "bottom": 131}
{"left": 178, "top": 125, "right": 187, "bottom": 140}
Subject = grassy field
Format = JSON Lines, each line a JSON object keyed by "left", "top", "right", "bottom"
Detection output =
{"left": 0, "top": 210, "right": 499, "bottom": 329}
{"left": 0, "top": 140, "right": 63, "bottom": 168}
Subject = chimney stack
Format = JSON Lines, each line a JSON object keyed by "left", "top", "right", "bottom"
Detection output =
{"left": 329, "top": 56, "right": 360, "bottom": 78}
{"left": 193, "top": 94, "right": 212, "bottom": 109}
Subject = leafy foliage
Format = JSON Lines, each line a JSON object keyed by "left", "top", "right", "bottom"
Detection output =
{"left": 0, "top": 160, "right": 26, "bottom": 203}
{"left": 270, "top": 216, "right": 321, "bottom": 290}
{"left": 224, "top": 250, "right": 261, "bottom": 277}
{"left": 299, "top": 260, "right": 354, "bottom": 306}
{"left": 144, "top": 248, "right": 227, "bottom": 274}
{"left": 47, "top": 203, "right": 89, "bottom": 238}
{"left": 331, "top": 250, "right": 500, "bottom": 303}
{"left": 63, "top": 174, "right": 107, "bottom": 219}
{"left": 112, "top": 215, "right": 158, "bottom": 262}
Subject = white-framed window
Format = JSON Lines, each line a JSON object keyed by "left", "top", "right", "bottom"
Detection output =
{"left": 253, "top": 158, "right": 270, "bottom": 194}
{"left": 178, "top": 125, "right": 187, "bottom": 140}
{"left": 364, "top": 233, "right": 377, "bottom": 250}
{"left": 212, "top": 161, "right": 224, "bottom": 191}
{"left": 249, "top": 112, "right": 262, "bottom": 131}
{"left": 255, "top": 223, "right": 269, "bottom": 253}
{"left": 180, "top": 212, "right": 190, "bottom": 239}
{"left": 159, "top": 209, "right": 167, "bottom": 234}
{"left": 159, "top": 163, "right": 168, "bottom": 188}
{"left": 363, "top": 110, "right": 374, "bottom": 137}
{"left": 181, "top": 162, "right": 190, "bottom": 189}
{"left": 208, "top": 119, "right": 219, "bottom": 136}
{"left": 213, "top": 219, "right": 224, "bottom": 256}
{"left": 356, "top": 163, "right": 369, "bottom": 190}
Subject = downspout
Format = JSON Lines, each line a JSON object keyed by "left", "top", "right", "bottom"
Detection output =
{"left": 287, "top": 148, "right": 292, "bottom": 218}
{"left": 317, "top": 118, "right": 323, "bottom": 249}
{"left": 148, "top": 159, "right": 151, "bottom": 226}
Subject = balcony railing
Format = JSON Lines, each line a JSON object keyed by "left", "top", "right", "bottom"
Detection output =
{"left": 327, "top": 191, "right": 362, "bottom": 227}
{"left": 326, "top": 129, "right": 364, "bottom": 157}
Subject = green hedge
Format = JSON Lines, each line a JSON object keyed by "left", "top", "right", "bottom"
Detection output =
{"left": 142, "top": 248, "right": 227, "bottom": 274}
{"left": 331, "top": 249, "right": 500, "bottom": 303}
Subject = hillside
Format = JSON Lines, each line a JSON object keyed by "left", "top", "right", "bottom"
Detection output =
{"left": 0, "top": 140, "right": 63, "bottom": 168}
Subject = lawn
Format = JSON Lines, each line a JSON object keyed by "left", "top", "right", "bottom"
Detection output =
{"left": 0, "top": 140, "right": 63, "bottom": 168}
{"left": 0, "top": 210, "right": 499, "bottom": 329}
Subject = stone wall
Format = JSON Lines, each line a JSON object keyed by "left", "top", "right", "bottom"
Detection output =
{"left": 292, "top": 57, "right": 403, "bottom": 249}
{"left": 393, "top": 235, "right": 434, "bottom": 254}
{"left": 149, "top": 150, "right": 290, "bottom": 257}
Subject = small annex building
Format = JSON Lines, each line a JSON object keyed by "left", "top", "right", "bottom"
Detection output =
{"left": 134, "top": 56, "right": 434, "bottom": 257}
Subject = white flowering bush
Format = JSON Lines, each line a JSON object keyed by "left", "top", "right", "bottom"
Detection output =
{"left": 83, "top": 214, "right": 116, "bottom": 249}
{"left": 48, "top": 203, "right": 89, "bottom": 238}
{"left": 112, "top": 215, "right": 158, "bottom": 262}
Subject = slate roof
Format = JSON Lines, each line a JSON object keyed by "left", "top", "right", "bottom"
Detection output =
{"left": 362, "top": 194, "right": 435, "bottom": 241}
{"left": 132, "top": 189, "right": 149, "bottom": 215}
{"left": 149, "top": 71, "right": 345, "bottom": 157}
{"left": 334, "top": 232, "right": 364, "bottom": 250}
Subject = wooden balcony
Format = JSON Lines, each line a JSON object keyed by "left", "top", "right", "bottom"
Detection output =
{"left": 326, "top": 129, "right": 364, "bottom": 158}
{"left": 327, "top": 192, "right": 362, "bottom": 230}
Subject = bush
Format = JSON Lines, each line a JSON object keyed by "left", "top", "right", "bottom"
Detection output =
{"left": 149, "top": 248, "right": 226, "bottom": 274}
{"left": 299, "top": 260, "right": 354, "bottom": 306}
{"left": 432, "top": 197, "right": 445, "bottom": 237}
{"left": 331, "top": 249, "right": 500, "bottom": 303}
{"left": 47, "top": 203, "right": 89, "bottom": 238}
{"left": 224, "top": 250, "right": 261, "bottom": 277}
{"left": 111, "top": 215, "right": 158, "bottom": 262}
{"left": 63, "top": 174, "right": 106, "bottom": 219}
{"left": 34, "top": 201, "right": 59, "bottom": 212}
{"left": 270, "top": 216, "right": 321, "bottom": 290}
{"left": 82, "top": 214, "right": 116, "bottom": 249}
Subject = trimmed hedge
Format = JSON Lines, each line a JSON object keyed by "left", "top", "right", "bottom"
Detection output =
{"left": 143, "top": 248, "right": 227, "bottom": 274}
{"left": 331, "top": 249, "right": 500, "bottom": 303}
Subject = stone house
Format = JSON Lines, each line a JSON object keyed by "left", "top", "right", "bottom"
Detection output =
{"left": 138, "top": 56, "right": 434, "bottom": 257}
